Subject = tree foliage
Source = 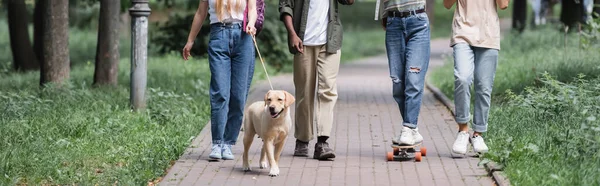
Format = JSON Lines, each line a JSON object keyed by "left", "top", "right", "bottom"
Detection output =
{"left": 151, "top": 2, "right": 292, "bottom": 71}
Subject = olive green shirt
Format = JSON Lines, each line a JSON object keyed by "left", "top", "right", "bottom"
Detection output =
{"left": 279, "top": 0, "right": 344, "bottom": 54}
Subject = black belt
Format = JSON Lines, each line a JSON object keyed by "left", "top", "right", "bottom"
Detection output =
{"left": 211, "top": 22, "right": 242, "bottom": 28}
{"left": 388, "top": 9, "right": 426, "bottom": 18}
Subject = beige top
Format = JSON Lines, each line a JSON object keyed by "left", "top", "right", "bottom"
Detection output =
{"left": 450, "top": 0, "right": 501, "bottom": 50}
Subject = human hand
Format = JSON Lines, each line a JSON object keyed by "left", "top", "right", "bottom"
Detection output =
{"left": 182, "top": 42, "right": 193, "bottom": 60}
{"left": 288, "top": 33, "right": 303, "bottom": 54}
{"left": 246, "top": 24, "right": 257, "bottom": 36}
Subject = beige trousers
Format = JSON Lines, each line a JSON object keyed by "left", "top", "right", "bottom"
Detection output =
{"left": 293, "top": 45, "right": 340, "bottom": 142}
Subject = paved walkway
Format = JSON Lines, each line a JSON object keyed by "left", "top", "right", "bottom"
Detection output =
{"left": 159, "top": 38, "right": 493, "bottom": 186}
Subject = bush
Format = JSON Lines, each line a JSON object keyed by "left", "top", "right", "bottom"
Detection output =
{"left": 69, "top": 2, "right": 100, "bottom": 29}
{"left": 483, "top": 74, "right": 600, "bottom": 185}
{"left": 150, "top": 2, "right": 292, "bottom": 71}
{"left": 581, "top": 13, "right": 600, "bottom": 49}
{"left": 150, "top": 10, "right": 210, "bottom": 57}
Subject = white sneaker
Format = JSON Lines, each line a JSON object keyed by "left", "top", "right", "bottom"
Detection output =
{"left": 221, "top": 144, "right": 235, "bottom": 160}
{"left": 209, "top": 144, "right": 222, "bottom": 159}
{"left": 471, "top": 135, "right": 489, "bottom": 153}
{"left": 452, "top": 131, "right": 470, "bottom": 154}
{"left": 393, "top": 126, "right": 423, "bottom": 145}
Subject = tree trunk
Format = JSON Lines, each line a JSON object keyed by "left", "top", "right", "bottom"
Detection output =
{"left": 7, "top": 0, "right": 39, "bottom": 71}
{"left": 512, "top": 0, "right": 527, "bottom": 32}
{"left": 40, "top": 0, "right": 70, "bottom": 86}
{"left": 94, "top": 0, "right": 121, "bottom": 86}
{"left": 34, "top": 0, "right": 45, "bottom": 63}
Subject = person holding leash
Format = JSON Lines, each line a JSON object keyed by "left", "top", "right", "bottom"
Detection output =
{"left": 182, "top": 0, "right": 258, "bottom": 160}
{"left": 279, "top": 0, "right": 354, "bottom": 160}
{"left": 377, "top": 0, "right": 431, "bottom": 146}
{"left": 443, "top": 0, "right": 509, "bottom": 154}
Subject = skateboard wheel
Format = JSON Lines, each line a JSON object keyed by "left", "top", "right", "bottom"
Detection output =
{"left": 415, "top": 152, "right": 422, "bottom": 162}
{"left": 393, "top": 148, "right": 399, "bottom": 155}
{"left": 387, "top": 152, "right": 394, "bottom": 161}
{"left": 420, "top": 147, "right": 427, "bottom": 157}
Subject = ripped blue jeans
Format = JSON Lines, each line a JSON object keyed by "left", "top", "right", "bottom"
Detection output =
{"left": 385, "top": 12, "right": 431, "bottom": 128}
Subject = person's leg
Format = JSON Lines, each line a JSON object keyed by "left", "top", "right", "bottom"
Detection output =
{"left": 222, "top": 25, "right": 256, "bottom": 159}
{"left": 384, "top": 16, "right": 408, "bottom": 144}
{"left": 293, "top": 46, "right": 318, "bottom": 157}
{"left": 208, "top": 25, "right": 232, "bottom": 159}
{"left": 451, "top": 43, "right": 475, "bottom": 154}
{"left": 314, "top": 45, "right": 340, "bottom": 160}
{"left": 471, "top": 46, "right": 499, "bottom": 153}
{"left": 397, "top": 12, "right": 430, "bottom": 145}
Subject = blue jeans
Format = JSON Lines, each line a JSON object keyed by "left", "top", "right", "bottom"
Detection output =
{"left": 208, "top": 23, "right": 255, "bottom": 145}
{"left": 453, "top": 43, "right": 498, "bottom": 133}
{"left": 385, "top": 12, "right": 431, "bottom": 128}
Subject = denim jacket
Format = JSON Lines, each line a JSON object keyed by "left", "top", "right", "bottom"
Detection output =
{"left": 279, "top": 0, "right": 348, "bottom": 54}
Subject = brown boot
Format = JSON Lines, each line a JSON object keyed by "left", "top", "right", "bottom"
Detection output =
{"left": 294, "top": 140, "right": 309, "bottom": 157}
{"left": 313, "top": 141, "right": 336, "bottom": 160}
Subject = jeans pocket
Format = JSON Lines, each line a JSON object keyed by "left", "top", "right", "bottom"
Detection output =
{"left": 209, "top": 26, "right": 224, "bottom": 41}
{"left": 416, "top": 12, "right": 429, "bottom": 21}
{"left": 386, "top": 17, "right": 395, "bottom": 26}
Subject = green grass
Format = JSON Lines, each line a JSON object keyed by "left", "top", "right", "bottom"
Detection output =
{"left": 341, "top": 29, "right": 386, "bottom": 63}
{"left": 0, "top": 53, "right": 267, "bottom": 185}
{"left": 430, "top": 28, "right": 600, "bottom": 102}
{"left": 485, "top": 74, "right": 600, "bottom": 186}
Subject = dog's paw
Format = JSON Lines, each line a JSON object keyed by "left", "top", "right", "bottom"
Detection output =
{"left": 268, "top": 168, "right": 280, "bottom": 177}
{"left": 259, "top": 162, "right": 268, "bottom": 169}
{"left": 243, "top": 166, "right": 251, "bottom": 172}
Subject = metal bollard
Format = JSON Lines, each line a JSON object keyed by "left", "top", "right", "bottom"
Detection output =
{"left": 129, "top": 0, "right": 151, "bottom": 111}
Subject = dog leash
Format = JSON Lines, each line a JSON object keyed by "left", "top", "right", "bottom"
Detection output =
{"left": 251, "top": 35, "right": 274, "bottom": 90}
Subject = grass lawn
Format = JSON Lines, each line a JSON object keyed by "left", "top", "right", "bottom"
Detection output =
{"left": 1, "top": 55, "right": 212, "bottom": 185}
{"left": 428, "top": 27, "right": 600, "bottom": 185}
{"left": 342, "top": 29, "right": 386, "bottom": 63}
{"left": 485, "top": 75, "right": 600, "bottom": 185}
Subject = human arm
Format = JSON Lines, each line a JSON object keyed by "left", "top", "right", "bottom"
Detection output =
{"left": 496, "top": 0, "right": 509, "bottom": 10}
{"left": 245, "top": 0, "right": 258, "bottom": 35}
{"left": 182, "top": 0, "right": 209, "bottom": 60}
{"left": 282, "top": 15, "right": 303, "bottom": 54}
{"left": 279, "top": 0, "right": 303, "bottom": 54}
{"left": 443, "top": 0, "right": 457, "bottom": 9}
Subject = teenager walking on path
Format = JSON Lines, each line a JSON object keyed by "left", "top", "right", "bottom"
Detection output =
{"left": 182, "top": 0, "right": 258, "bottom": 160}
{"left": 443, "top": 0, "right": 510, "bottom": 154}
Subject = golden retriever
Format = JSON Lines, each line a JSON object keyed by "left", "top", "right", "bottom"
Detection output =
{"left": 242, "top": 90, "right": 295, "bottom": 177}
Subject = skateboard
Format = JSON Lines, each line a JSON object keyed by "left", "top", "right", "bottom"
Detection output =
{"left": 387, "top": 143, "right": 427, "bottom": 162}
